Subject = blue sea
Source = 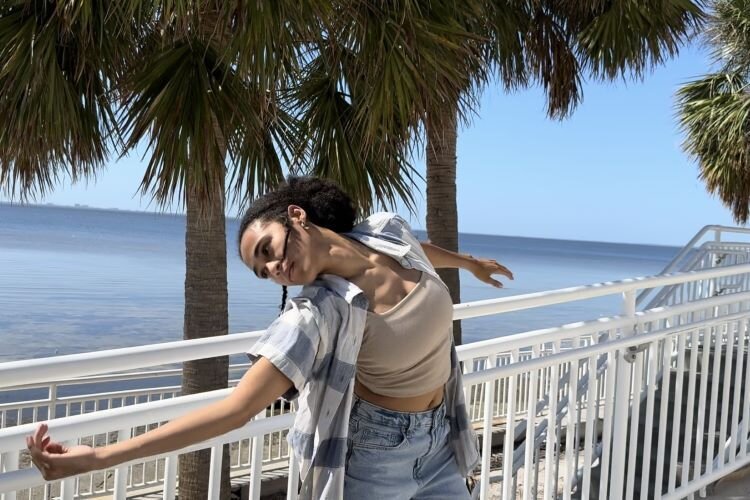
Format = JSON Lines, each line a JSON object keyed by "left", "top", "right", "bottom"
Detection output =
{"left": 0, "top": 203, "right": 679, "bottom": 364}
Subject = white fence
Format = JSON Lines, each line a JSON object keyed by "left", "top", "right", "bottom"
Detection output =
{"left": 0, "top": 364, "right": 291, "bottom": 499}
{"left": 3, "top": 226, "right": 750, "bottom": 500}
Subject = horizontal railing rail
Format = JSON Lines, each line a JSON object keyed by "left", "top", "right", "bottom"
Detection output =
{"left": 4, "top": 296, "right": 748, "bottom": 499}
{"left": 636, "top": 225, "right": 750, "bottom": 306}
{"left": 4, "top": 253, "right": 750, "bottom": 499}
{"left": 4, "top": 263, "right": 750, "bottom": 390}
{"left": 641, "top": 241, "right": 750, "bottom": 311}
{"left": 5, "top": 364, "right": 253, "bottom": 392}
{"left": 0, "top": 412, "right": 295, "bottom": 493}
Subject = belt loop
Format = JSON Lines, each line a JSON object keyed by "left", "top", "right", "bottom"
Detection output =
{"left": 351, "top": 394, "right": 360, "bottom": 414}
{"left": 434, "top": 402, "right": 444, "bottom": 428}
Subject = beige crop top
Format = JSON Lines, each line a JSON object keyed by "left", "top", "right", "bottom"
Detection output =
{"left": 356, "top": 271, "right": 453, "bottom": 397}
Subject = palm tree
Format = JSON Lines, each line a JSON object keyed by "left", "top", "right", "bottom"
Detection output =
{"left": 425, "top": 1, "right": 705, "bottom": 344}
{"left": 0, "top": 1, "right": 486, "bottom": 497}
{"left": 677, "top": 0, "right": 750, "bottom": 223}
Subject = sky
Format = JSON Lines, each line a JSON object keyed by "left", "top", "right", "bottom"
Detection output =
{"left": 3, "top": 42, "right": 741, "bottom": 246}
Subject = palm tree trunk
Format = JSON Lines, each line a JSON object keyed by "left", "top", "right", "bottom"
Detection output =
{"left": 426, "top": 100, "right": 462, "bottom": 345}
{"left": 178, "top": 185, "right": 231, "bottom": 500}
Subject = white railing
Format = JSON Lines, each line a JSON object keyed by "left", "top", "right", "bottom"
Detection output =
{"left": 637, "top": 225, "right": 750, "bottom": 308}
{"left": 0, "top": 366, "right": 293, "bottom": 499}
{"left": 463, "top": 296, "right": 750, "bottom": 500}
{"left": 3, "top": 259, "right": 750, "bottom": 498}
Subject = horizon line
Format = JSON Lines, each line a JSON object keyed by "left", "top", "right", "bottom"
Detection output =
{"left": 0, "top": 200, "right": 683, "bottom": 249}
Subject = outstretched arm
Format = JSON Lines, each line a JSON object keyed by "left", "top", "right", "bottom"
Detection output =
{"left": 420, "top": 241, "right": 514, "bottom": 288}
{"left": 27, "top": 357, "right": 292, "bottom": 481}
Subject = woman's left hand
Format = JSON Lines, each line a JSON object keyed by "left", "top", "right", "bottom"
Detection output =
{"left": 469, "top": 258, "right": 513, "bottom": 288}
{"left": 26, "top": 423, "right": 100, "bottom": 481}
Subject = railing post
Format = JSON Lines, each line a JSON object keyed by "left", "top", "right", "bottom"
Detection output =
{"left": 480, "top": 361, "right": 496, "bottom": 499}
{"left": 609, "top": 290, "right": 636, "bottom": 499}
{"left": 60, "top": 440, "right": 76, "bottom": 500}
{"left": 48, "top": 383, "right": 58, "bottom": 422}
{"left": 248, "top": 410, "right": 267, "bottom": 500}
{"left": 113, "top": 428, "right": 130, "bottom": 498}
{"left": 1, "top": 451, "right": 18, "bottom": 500}
{"left": 502, "top": 350, "right": 519, "bottom": 500}
{"left": 207, "top": 444, "right": 222, "bottom": 499}
{"left": 163, "top": 454, "right": 177, "bottom": 500}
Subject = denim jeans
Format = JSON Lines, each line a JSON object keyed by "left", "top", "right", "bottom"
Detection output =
{"left": 344, "top": 395, "right": 471, "bottom": 500}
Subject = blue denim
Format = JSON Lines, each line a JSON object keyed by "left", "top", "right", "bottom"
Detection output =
{"left": 344, "top": 396, "right": 472, "bottom": 500}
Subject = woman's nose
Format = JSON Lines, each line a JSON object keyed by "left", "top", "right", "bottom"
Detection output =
{"left": 265, "top": 260, "right": 282, "bottom": 278}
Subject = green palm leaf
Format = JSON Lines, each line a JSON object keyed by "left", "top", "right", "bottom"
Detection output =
{"left": 575, "top": 0, "right": 705, "bottom": 80}
{"left": 292, "top": 50, "right": 421, "bottom": 216}
{"left": 678, "top": 72, "right": 750, "bottom": 222}
{"left": 676, "top": 0, "right": 750, "bottom": 223}
{"left": 0, "top": 1, "right": 123, "bottom": 198}
{"left": 119, "top": 38, "right": 241, "bottom": 206}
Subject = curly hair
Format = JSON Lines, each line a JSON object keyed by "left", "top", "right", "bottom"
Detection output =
{"left": 238, "top": 176, "right": 357, "bottom": 312}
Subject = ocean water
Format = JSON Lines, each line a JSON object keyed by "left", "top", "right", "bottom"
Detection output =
{"left": 0, "top": 203, "right": 678, "bottom": 364}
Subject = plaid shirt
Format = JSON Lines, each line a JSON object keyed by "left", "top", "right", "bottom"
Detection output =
{"left": 248, "top": 213, "right": 479, "bottom": 499}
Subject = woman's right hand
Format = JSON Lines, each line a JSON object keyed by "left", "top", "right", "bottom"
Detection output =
{"left": 26, "top": 423, "right": 101, "bottom": 481}
{"left": 24, "top": 357, "right": 293, "bottom": 482}
{"left": 469, "top": 257, "right": 513, "bottom": 288}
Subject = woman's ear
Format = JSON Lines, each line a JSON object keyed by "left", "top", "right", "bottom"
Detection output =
{"left": 287, "top": 205, "right": 307, "bottom": 225}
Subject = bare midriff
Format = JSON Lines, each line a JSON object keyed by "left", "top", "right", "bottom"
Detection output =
{"left": 354, "top": 379, "right": 444, "bottom": 412}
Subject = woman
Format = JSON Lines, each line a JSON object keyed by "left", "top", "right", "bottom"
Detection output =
{"left": 27, "top": 177, "right": 512, "bottom": 499}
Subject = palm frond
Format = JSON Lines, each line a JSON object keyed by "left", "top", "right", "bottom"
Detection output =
{"left": 482, "top": 0, "right": 531, "bottom": 91}
{"left": 229, "top": 0, "right": 327, "bottom": 90}
{"left": 575, "top": 0, "right": 705, "bottom": 81}
{"left": 0, "top": 1, "right": 121, "bottom": 199}
{"left": 524, "top": 6, "right": 583, "bottom": 119}
{"left": 333, "top": 0, "right": 486, "bottom": 141}
{"left": 119, "top": 38, "right": 242, "bottom": 207}
{"left": 677, "top": 71, "right": 750, "bottom": 222}
{"left": 292, "top": 51, "right": 421, "bottom": 216}
{"left": 708, "top": 0, "right": 750, "bottom": 72}
{"left": 227, "top": 88, "right": 302, "bottom": 208}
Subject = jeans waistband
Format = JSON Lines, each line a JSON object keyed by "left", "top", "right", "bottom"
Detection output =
{"left": 351, "top": 394, "right": 446, "bottom": 430}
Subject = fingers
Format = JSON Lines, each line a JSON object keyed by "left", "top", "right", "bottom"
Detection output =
{"left": 477, "top": 258, "right": 514, "bottom": 280}
{"left": 34, "top": 423, "right": 48, "bottom": 446}
{"left": 494, "top": 266, "right": 513, "bottom": 280}
{"left": 492, "top": 263, "right": 513, "bottom": 280}
{"left": 481, "top": 276, "right": 503, "bottom": 288}
{"left": 27, "top": 437, "right": 50, "bottom": 478}
{"left": 27, "top": 424, "right": 56, "bottom": 479}
{"left": 46, "top": 442, "right": 67, "bottom": 454}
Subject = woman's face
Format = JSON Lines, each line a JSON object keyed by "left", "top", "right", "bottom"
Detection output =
{"left": 239, "top": 206, "right": 320, "bottom": 287}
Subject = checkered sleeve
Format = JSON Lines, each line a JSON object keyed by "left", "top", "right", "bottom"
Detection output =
{"left": 247, "top": 298, "right": 321, "bottom": 401}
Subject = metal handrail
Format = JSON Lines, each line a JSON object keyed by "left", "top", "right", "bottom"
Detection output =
{"left": 4, "top": 305, "right": 745, "bottom": 494}
{"left": 636, "top": 225, "right": 750, "bottom": 306}
{"left": 5, "top": 231, "right": 750, "bottom": 499}
{"left": 5, "top": 263, "right": 750, "bottom": 391}
{"left": 0, "top": 410, "right": 295, "bottom": 493}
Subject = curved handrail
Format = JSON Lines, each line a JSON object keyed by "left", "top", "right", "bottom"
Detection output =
{"left": 636, "top": 225, "right": 750, "bottom": 305}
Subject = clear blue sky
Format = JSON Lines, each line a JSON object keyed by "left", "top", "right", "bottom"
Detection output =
{"left": 5, "top": 42, "right": 740, "bottom": 246}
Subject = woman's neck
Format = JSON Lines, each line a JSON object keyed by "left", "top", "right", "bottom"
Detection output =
{"left": 318, "top": 231, "right": 374, "bottom": 281}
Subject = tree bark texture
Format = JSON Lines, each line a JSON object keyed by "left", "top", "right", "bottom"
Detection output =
{"left": 426, "top": 101, "right": 462, "bottom": 345}
{"left": 178, "top": 186, "right": 231, "bottom": 500}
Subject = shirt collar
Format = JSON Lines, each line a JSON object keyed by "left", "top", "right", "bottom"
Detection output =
{"left": 312, "top": 274, "right": 368, "bottom": 308}
{"left": 345, "top": 233, "right": 411, "bottom": 258}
